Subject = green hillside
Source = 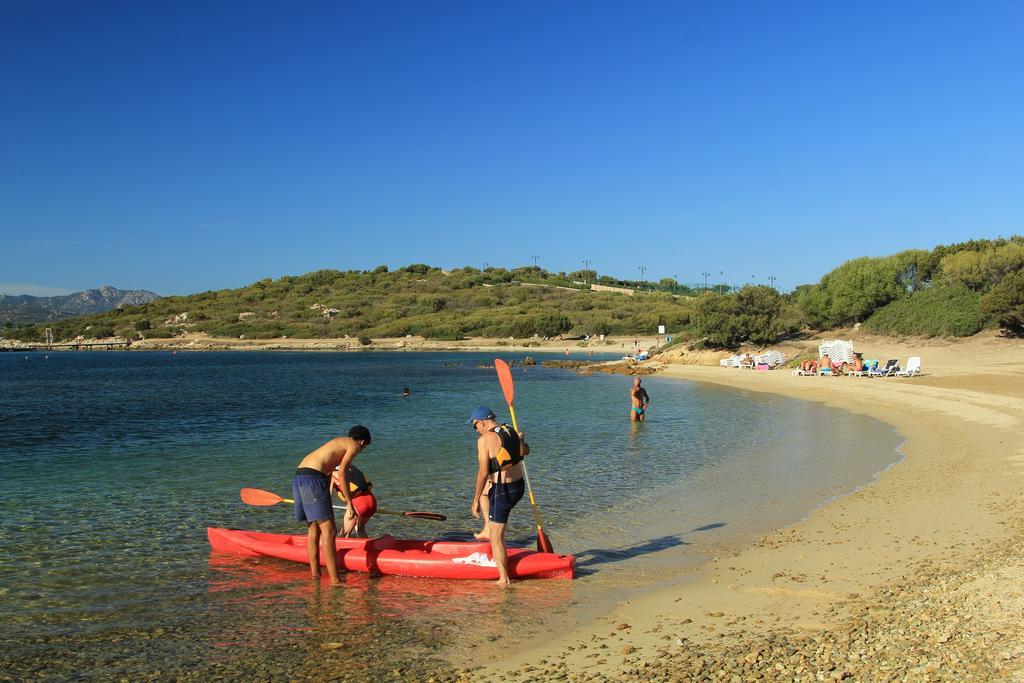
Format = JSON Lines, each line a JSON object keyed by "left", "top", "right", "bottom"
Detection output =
{"left": 5, "top": 236, "right": 1022, "bottom": 347}
{"left": 3, "top": 266, "right": 696, "bottom": 343}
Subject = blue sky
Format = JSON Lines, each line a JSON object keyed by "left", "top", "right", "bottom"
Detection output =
{"left": 2, "top": 1, "right": 1022, "bottom": 296}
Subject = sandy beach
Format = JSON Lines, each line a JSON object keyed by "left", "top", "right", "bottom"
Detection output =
{"left": 474, "top": 332, "right": 1024, "bottom": 681}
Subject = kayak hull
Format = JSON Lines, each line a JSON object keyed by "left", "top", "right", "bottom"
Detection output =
{"left": 207, "top": 527, "right": 575, "bottom": 580}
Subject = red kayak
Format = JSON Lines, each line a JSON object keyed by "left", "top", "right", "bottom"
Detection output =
{"left": 207, "top": 527, "right": 575, "bottom": 580}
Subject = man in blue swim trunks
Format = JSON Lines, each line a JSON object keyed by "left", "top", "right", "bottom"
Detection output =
{"left": 468, "top": 406, "right": 530, "bottom": 585}
{"left": 630, "top": 377, "right": 650, "bottom": 422}
{"left": 293, "top": 425, "right": 372, "bottom": 586}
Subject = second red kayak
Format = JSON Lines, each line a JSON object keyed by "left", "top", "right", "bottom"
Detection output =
{"left": 207, "top": 527, "right": 575, "bottom": 580}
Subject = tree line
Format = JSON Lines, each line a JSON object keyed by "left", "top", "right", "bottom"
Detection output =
{"left": 5, "top": 237, "right": 1022, "bottom": 347}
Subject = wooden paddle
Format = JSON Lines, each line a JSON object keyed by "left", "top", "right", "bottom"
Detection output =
{"left": 240, "top": 487, "right": 447, "bottom": 521}
{"left": 494, "top": 358, "right": 554, "bottom": 553}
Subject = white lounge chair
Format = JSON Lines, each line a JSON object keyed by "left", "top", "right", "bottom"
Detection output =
{"left": 848, "top": 359, "right": 878, "bottom": 378}
{"left": 868, "top": 359, "right": 899, "bottom": 377}
{"left": 894, "top": 357, "right": 921, "bottom": 377}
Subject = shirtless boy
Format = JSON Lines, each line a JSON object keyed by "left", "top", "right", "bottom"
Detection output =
{"left": 293, "top": 425, "right": 372, "bottom": 585}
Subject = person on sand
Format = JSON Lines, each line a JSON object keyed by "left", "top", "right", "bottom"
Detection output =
{"left": 630, "top": 377, "right": 650, "bottom": 421}
{"left": 847, "top": 353, "right": 864, "bottom": 375}
{"left": 468, "top": 406, "right": 530, "bottom": 585}
{"left": 331, "top": 463, "right": 378, "bottom": 538}
{"left": 801, "top": 358, "right": 819, "bottom": 373}
{"left": 293, "top": 425, "right": 372, "bottom": 585}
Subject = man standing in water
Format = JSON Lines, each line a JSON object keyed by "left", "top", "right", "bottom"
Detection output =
{"left": 630, "top": 377, "right": 650, "bottom": 421}
{"left": 293, "top": 425, "right": 372, "bottom": 586}
{"left": 468, "top": 406, "right": 530, "bottom": 585}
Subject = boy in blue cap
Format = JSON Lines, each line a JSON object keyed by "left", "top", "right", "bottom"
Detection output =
{"left": 468, "top": 406, "right": 529, "bottom": 585}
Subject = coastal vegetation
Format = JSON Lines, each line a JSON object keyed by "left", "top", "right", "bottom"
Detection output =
{"left": 5, "top": 237, "right": 1021, "bottom": 346}
{"left": 4, "top": 266, "right": 696, "bottom": 343}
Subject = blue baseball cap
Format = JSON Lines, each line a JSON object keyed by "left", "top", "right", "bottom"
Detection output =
{"left": 467, "top": 406, "right": 496, "bottom": 424}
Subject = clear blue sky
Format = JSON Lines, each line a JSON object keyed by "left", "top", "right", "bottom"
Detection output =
{"left": 2, "top": 1, "right": 1022, "bottom": 296}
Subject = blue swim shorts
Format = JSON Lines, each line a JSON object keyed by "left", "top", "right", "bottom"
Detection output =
{"left": 293, "top": 467, "right": 334, "bottom": 523}
{"left": 488, "top": 478, "right": 525, "bottom": 524}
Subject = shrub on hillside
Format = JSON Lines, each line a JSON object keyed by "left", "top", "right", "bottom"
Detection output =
{"left": 980, "top": 270, "right": 1024, "bottom": 336}
{"left": 820, "top": 256, "right": 909, "bottom": 326}
{"left": 940, "top": 241, "right": 1024, "bottom": 291}
{"left": 863, "top": 284, "right": 984, "bottom": 337}
{"left": 693, "top": 286, "right": 785, "bottom": 348}
{"left": 417, "top": 324, "right": 464, "bottom": 341}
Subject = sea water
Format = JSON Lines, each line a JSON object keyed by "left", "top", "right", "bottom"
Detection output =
{"left": 0, "top": 351, "right": 902, "bottom": 679}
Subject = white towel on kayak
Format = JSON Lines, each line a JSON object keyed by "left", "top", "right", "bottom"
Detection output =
{"left": 452, "top": 551, "right": 497, "bottom": 567}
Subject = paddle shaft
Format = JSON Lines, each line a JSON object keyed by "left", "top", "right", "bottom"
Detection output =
{"left": 507, "top": 403, "right": 546, "bottom": 534}
{"left": 276, "top": 496, "right": 416, "bottom": 518}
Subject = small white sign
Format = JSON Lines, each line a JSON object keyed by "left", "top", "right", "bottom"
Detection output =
{"left": 657, "top": 325, "right": 666, "bottom": 335}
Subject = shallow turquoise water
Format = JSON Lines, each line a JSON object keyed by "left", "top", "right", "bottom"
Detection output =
{"left": 0, "top": 351, "right": 901, "bottom": 679}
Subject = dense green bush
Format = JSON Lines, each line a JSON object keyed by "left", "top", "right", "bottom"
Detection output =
{"left": 941, "top": 241, "right": 1024, "bottom": 291}
{"left": 863, "top": 284, "right": 984, "bottom": 337}
{"left": 792, "top": 237, "right": 1022, "bottom": 336}
{"left": 980, "top": 270, "right": 1024, "bottom": 336}
{"left": 692, "top": 286, "right": 785, "bottom": 348}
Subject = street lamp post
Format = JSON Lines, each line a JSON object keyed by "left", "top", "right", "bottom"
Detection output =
{"left": 673, "top": 274, "right": 678, "bottom": 294}
{"left": 702, "top": 271, "right": 710, "bottom": 292}
{"left": 582, "top": 259, "right": 591, "bottom": 285}
{"left": 768, "top": 275, "right": 777, "bottom": 290}
{"left": 531, "top": 255, "right": 540, "bottom": 269}
{"left": 638, "top": 265, "right": 647, "bottom": 291}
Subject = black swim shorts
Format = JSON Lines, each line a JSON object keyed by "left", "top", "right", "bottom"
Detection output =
{"left": 488, "top": 478, "right": 525, "bottom": 524}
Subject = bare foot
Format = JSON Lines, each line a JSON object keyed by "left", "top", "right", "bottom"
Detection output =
{"left": 311, "top": 573, "right": 321, "bottom": 581}
{"left": 474, "top": 531, "right": 490, "bottom": 541}
{"left": 328, "top": 579, "right": 343, "bottom": 587}
{"left": 495, "top": 579, "right": 511, "bottom": 587}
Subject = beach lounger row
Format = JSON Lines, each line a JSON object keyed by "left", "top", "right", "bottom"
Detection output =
{"left": 719, "top": 350, "right": 786, "bottom": 369}
{"left": 793, "top": 356, "right": 922, "bottom": 377}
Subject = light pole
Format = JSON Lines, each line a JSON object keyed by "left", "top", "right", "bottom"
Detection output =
{"left": 582, "top": 259, "right": 592, "bottom": 285}
{"left": 483, "top": 262, "right": 489, "bottom": 271}
{"left": 638, "top": 265, "right": 647, "bottom": 291}
{"left": 720, "top": 270, "right": 725, "bottom": 294}
{"left": 673, "top": 273, "right": 678, "bottom": 294}
{"left": 531, "top": 255, "right": 540, "bottom": 269}
{"left": 768, "top": 275, "right": 777, "bottom": 290}
{"left": 702, "top": 272, "right": 710, "bottom": 292}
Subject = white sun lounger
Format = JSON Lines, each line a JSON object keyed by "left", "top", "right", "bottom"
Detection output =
{"left": 893, "top": 357, "right": 921, "bottom": 377}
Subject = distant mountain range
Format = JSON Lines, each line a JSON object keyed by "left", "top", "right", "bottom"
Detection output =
{"left": 0, "top": 286, "right": 161, "bottom": 324}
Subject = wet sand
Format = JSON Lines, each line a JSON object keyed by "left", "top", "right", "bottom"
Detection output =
{"left": 476, "top": 333, "right": 1024, "bottom": 681}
